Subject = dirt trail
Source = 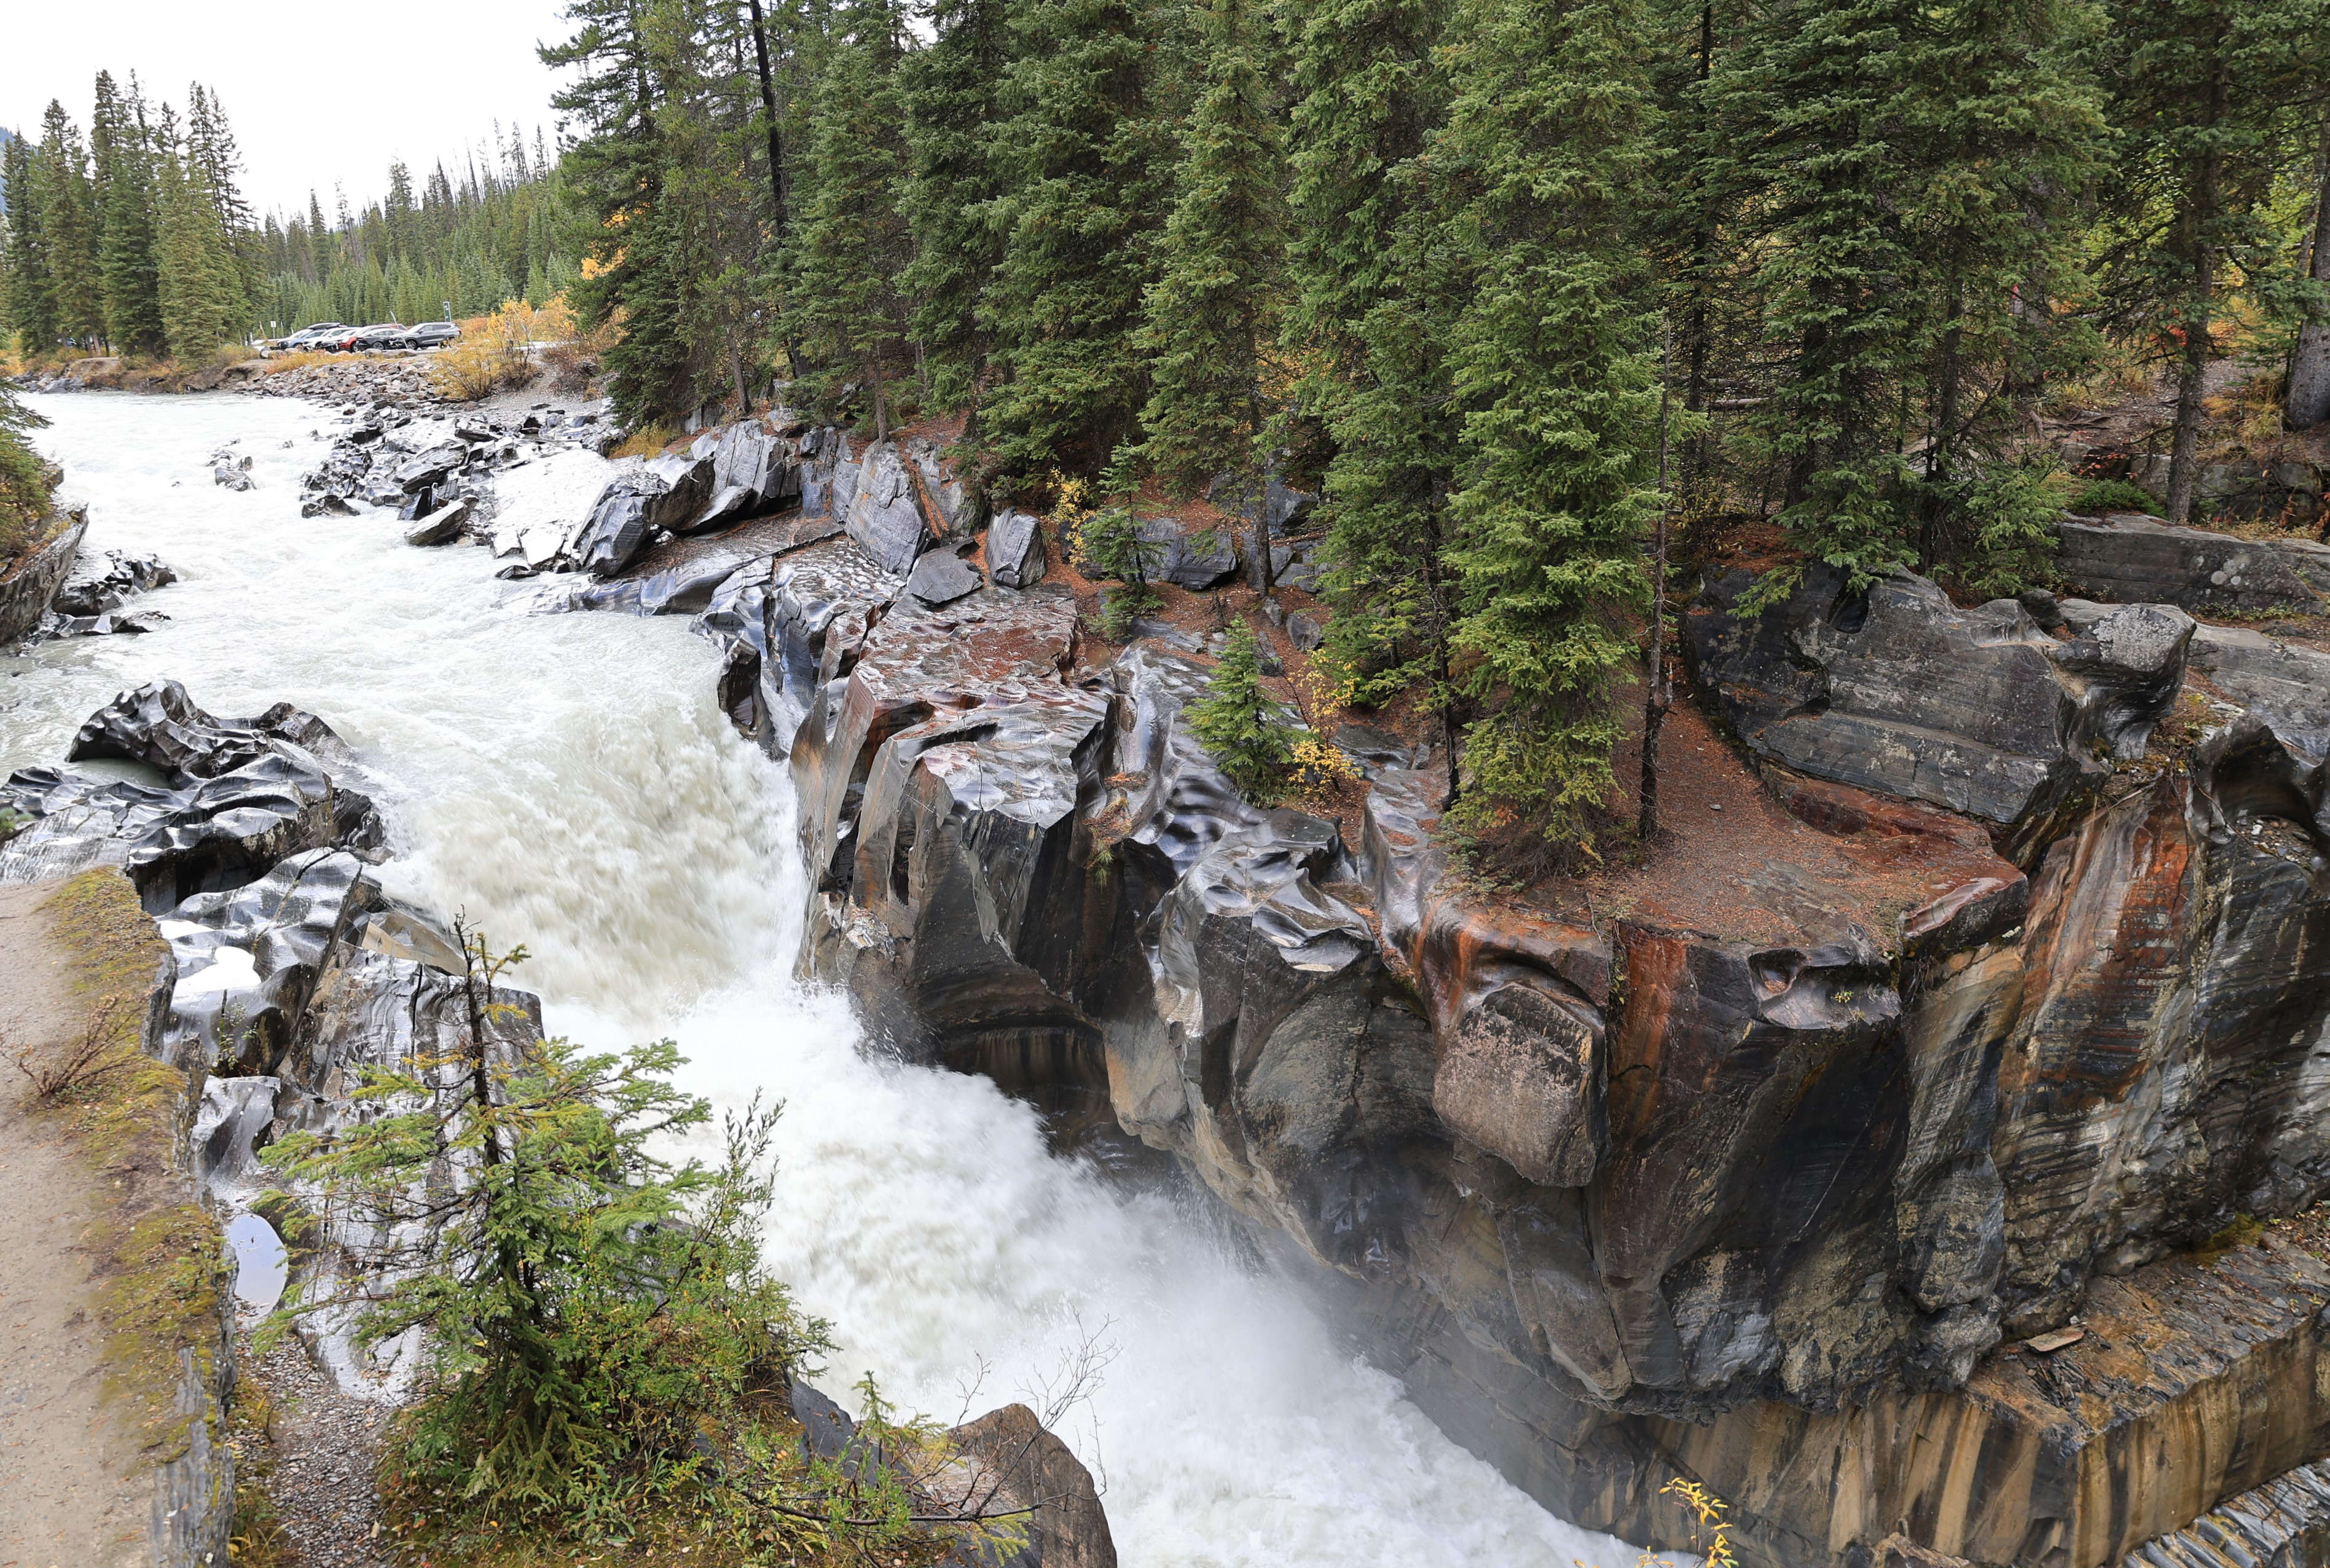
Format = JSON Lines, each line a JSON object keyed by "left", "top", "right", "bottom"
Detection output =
{"left": 0, "top": 879, "right": 152, "bottom": 1568}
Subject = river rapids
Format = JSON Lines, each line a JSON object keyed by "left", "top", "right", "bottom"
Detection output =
{"left": 5, "top": 392, "right": 1635, "bottom": 1568}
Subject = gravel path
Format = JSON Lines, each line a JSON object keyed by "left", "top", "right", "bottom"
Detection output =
{"left": 237, "top": 1336, "right": 398, "bottom": 1567}
{"left": 0, "top": 880, "right": 153, "bottom": 1568}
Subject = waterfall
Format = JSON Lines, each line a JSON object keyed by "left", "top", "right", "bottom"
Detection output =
{"left": 6, "top": 391, "right": 1634, "bottom": 1568}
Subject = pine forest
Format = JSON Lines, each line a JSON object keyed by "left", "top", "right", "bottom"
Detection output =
{"left": 7, "top": 0, "right": 2330, "bottom": 850}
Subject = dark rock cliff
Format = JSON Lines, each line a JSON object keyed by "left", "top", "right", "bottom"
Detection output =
{"left": 686, "top": 419, "right": 2330, "bottom": 1568}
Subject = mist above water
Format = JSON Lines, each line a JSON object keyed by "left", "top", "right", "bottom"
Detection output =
{"left": 6, "top": 391, "right": 1635, "bottom": 1568}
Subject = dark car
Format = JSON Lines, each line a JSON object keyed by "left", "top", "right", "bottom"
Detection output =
{"left": 347, "top": 324, "right": 410, "bottom": 351}
{"left": 401, "top": 321, "right": 461, "bottom": 350}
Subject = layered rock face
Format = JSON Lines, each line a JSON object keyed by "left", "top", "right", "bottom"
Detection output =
{"left": 688, "top": 438, "right": 2330, "bottom": 1568}
{"left": 0, "top": 508, "right": 89, "bottom": 642}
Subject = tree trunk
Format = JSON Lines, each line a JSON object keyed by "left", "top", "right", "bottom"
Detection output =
{"left": 2165, "top": 76, "right": 2227, "bottom": 524}
{"left": 1641, "top": 332, "right": 1673, "bottom": 843}
{"left": 2288, "top": 106, "right": 2330, "bottom": 430}
{"left": 2165, "top": 289, "right": 2212, "bottom": 524}
{"left": 745, "top": 0, "right": 788, "bottom": 233}
{"left": 1679, "top": 1, "right": 1717, "bottom": 495}
{"left": 456, "top": 925, "right": 503, "bottom": 1170}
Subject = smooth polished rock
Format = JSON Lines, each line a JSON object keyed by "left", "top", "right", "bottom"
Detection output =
{"left": 0, "top": 512, "right": 87, "bottom": 643}
{"left": 403, "top": 496, "right": 471, "bottom": 546}
{"left": 841, "top": 440, "right": 935, "bottom": 573}
{"left": 1137, "top": 515, "right": 1239, "bottom": 591}
{"left": 989, "top": 508, "right": 1046, "bottom": 589}
{"left": 904, "top": 547, "right": 983, "bottom": 607}
{"left": 53, "top": 549, "right": 176, "bottom": 616}
{"left": 570, "top": 474, "right": 665, "bottom": 578}
{"left": 2058, "top": 512, "right": 2330, "bottom": 614}
{"left": 1687, "top": 565, "right": 2192, "bottom": 850}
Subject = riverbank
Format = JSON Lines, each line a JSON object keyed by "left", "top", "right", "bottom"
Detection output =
{"left": 0, "top": 870, "right": 226, "bottom": 1568}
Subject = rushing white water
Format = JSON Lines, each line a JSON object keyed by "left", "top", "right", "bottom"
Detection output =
{"left": 6, "top": 392, "right": 1636, "bottom": 1568}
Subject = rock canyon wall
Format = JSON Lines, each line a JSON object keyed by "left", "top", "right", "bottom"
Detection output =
{"left": 679, "top": 418, "right": 2330, "bottom": 1567}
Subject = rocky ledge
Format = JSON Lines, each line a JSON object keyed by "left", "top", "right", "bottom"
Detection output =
{"left": 659, "top": 412, "right": 2330, "bottom": 1568}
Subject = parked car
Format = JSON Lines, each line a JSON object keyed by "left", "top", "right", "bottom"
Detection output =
{"left": 401, "top": 321, "right": 461, "bottom": 350}
{"left": 279, "top": 323, "right": 347, "bottom": 351}
{"left": 347, "top": 324, "right": 411, "bottom": 351}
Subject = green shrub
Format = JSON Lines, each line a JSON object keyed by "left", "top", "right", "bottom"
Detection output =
{"left": 1070, "top": 443, "right": 1166, "bottom": 639}
{"left": 263, "top": 932, "right": 1014, "bottom": 1561}
{"left": 1948, "top": 461, "right": 2068, "bottom": 600}
{"left": 0, "top": 381, "right": 55, "bottom": 565}
{"left": 2067, "top": 476, "right": 2160, "bottom": 516}
{"left": 1190, "top": 622, "right": 1293, "bottom": 801}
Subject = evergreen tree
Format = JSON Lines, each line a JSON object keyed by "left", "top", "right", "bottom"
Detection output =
{"left": 1189, "top": 620, "right": 1294, "bottom": 799}
{"left": 898, "top": 0, "right": 1016, "bottom": 415}
{"left": 32, "top": 102, "right": 104, "bottom": 348}
{"left": 90, "top": 72, "right": 165, "bottom": 356}
{"left": 1284, "top": 0, "right": 1460, "bottom": 713}
{"left": 980, "top": 0, "right": 1188, "bottom": 472}
{"left": 0, "top": 377, "right": 53, "bottom": 554}
{"left": 1703, "top": 0, "right": 1924, "bottom": 582}
{"left": 787, "top": 0, "right": 917, "bottom": 435}
{"left": 2090, "top": 0, "right": 2330, "bottom": 520}
{"left": 549, "top": 0, "right": 691, "bottom": 425}
{"left": 1437, "top": 0, "right": 1661, "bottom": 836}
{"left": 1137, "top": 0, "right": 1287, "bottom": 498}
{"left": 2, "top": 133, "right": 59, "bottom": 352}
{"left": 1893, "top": 0, "right": 2102, "bottom": 565}
{"left": 152, "top": 105, "right": 244, "bottom": 357}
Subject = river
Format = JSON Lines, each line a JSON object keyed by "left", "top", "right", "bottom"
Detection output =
{"left": 6, "top": 391, "right": 1633, "bottom": 1568}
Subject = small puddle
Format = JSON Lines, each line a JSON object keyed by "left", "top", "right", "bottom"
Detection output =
{"left": 226, "top": 1211, "right": 288, "bottom": 1314}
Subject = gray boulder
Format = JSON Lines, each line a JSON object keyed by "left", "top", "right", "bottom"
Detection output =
{"left": 392, "top": 442, "right": 466, "bottom": 493}
{"left": 54, "top": 550, "right": 176, "bottom": 616}
{"left": 0, "top": 513, "right": 88, "bottom": 643}
{"left": 2, "top": 684, "right": 382, "bottom": 910}
{"left": 404, "top": 496, "right": 471, "bottom": 547}
{"left": 909, "top": 437, "right": 976, "bottom": 538}
{"left": 570, "top": 474, "right": 667, "bottom": 578}
{"left": 905, "top": 547, "right": 983, "bottom": 607}
{"left": 2057, "top": 512, "right": 2330, "bottom": 615}
{"left": 2186, "top": 623, "right": 2330, "bottom": 762}
{"left": 841, "top": 440, "right": 935, "bottom": 573}
{"left": 641, "top": 452, "right": 716, "bottom": 534}
{"left": 1137, "top": 516, "right": 1238, "bottom": 590}
{"left": 989, "top": 508, "right": 1046, "bottom": 589}
{"left": 1687, "top": 566, "right": 2193, "bottom": 849}
{"left": 1269, "top": 538, "right": 1325, "bottom": 592}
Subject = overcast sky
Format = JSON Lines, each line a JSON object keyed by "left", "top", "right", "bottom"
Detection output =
{"left": 2, "top": 1, "right": 577, "bottom": 218}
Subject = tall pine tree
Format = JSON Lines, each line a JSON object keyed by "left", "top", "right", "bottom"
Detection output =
{"left": 786, "top": 0, "right": 917, "bottom": 435}
{"left": 980, "top": 0, "right": 1188, "bottom": 473}
{"left": 1137, "top": 0, "right": 1287, "bottom": 498}
{"left": 899, "top": 0, "right": 1016, "bottom": 416}
{"left": 33, "top": 103, "right": 104, "bottom": 349}
{"left": 90, "top": 72, "right": 165, "bottom": 356}
{"left": 1436, "top": 0, "right": 1661, "bottom": 836}
{"left": 2091, "top": 0, "right": 2329, "bottom": 520}
{"left": 2, "top": 132, "right": 60, "bottom": 352}
{"left": 1284, "top": 0, "right": 1459, "bottom": 712}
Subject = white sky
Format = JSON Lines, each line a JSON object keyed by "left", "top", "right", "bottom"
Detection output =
{"left": 2, "top": 1, "right": 578, "bottom": 219}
